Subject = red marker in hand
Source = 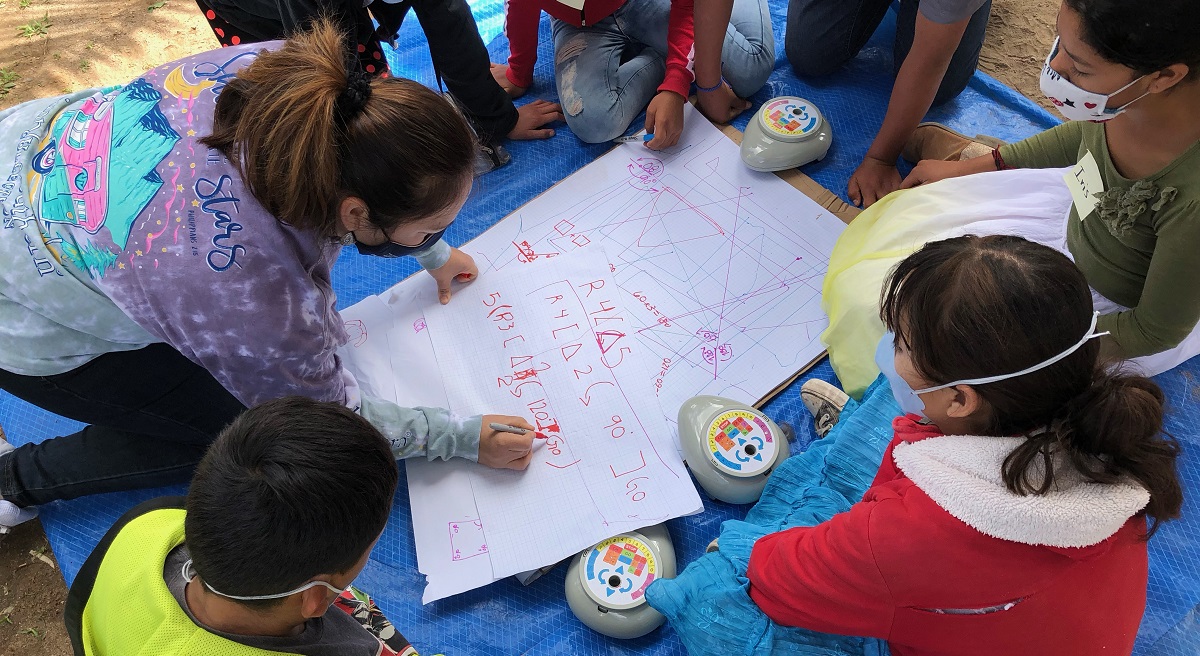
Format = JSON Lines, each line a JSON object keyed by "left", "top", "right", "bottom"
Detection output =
{"left": 488, "top": 422, "right": 548, "bottom": 440}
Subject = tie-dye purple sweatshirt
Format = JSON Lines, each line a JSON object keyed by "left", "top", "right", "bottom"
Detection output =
{"left": 0, "top": 43, "right": 480, "bottom": 461}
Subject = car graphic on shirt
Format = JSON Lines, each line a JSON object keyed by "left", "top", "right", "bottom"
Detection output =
{"left": 29, "top": 79, "right": 180, "bottom": 254}
{"left": 37, "top": 95, "right": 115, "bottom": 234}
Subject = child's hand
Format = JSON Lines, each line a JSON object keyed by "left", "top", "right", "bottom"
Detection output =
{"left": 645, "top": 91, "right": 685, "bottom": 150}
{"left": 427, "top": 248, "right": 479, "bottom": 305}
{"left": 900, "top": 158, "right": 985, "bottom": 190}
{"left": 848, "top": 156, "right": 902, "bottom": 208}
{"left": 490, "top": 63, "right": 528, "bottom": 98}
{"left": 479, "top": 415, "right": 536, "bottom": 470}
{"left": 696, "top": 81, "right": 751, "bottom": 125}
{"left": 509, "top": 100, "right": 564, "bottom": 140}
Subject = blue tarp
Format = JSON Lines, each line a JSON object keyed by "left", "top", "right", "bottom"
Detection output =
{"left": 1, "top": 0, "right": 1195, "bottom": 653}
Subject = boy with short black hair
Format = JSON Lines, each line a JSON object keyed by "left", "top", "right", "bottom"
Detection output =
{"left": 64, "top": 396, "right": 415, "bottom": 656}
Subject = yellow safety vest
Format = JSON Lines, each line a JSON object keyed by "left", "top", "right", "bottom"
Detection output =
{"left": 65, "top": 499, "right": 294, "bottom": 656}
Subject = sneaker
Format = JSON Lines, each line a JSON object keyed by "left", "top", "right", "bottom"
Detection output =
{"left": 0, "top": 500, "right": 37, "bottom": 536}
{"left": 474, "top": 143, "right": 512, "bottom": 176}
{"left": 0, "top": 430, "right": 35, "bottom": 537}
{"left": 901, "top": 123, "right": 1003, "bottom": 164}
{"left": 801, "top": 379, "right": 849, "bottom": 438}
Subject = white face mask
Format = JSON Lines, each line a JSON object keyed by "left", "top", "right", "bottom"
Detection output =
{"left": 182, "top": 559, "right": 348, "bottom": 601}
{"left": 877, "top": 311, "right": 1109, "bottom": 419}
{"left": 1040, "top": 37, "right": 1149, "bottom": 122}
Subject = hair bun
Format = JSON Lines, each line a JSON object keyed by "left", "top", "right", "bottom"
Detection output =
{"left": 335, "top": 69, "right": 373, "bottom": 123}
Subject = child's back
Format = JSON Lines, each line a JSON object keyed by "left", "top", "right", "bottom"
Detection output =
{"left": 744, "top": 235, "right": 1181, "bottom": 655}
{"left": 751, "top": 418, "right": 1150, "bottom": 655}
{"left": 64, "top": 397, "right": 414, "bottom": 656}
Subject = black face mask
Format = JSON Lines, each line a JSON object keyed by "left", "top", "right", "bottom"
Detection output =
{"left": 351, "top": 228, "right": 447, "bottom": 258}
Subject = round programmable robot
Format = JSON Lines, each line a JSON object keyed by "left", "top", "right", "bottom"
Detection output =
{"left": 678, "top": 395, "right": 790, "bottom": 504}
{"left": 564, "top": 524, "right": 676, "bottom": 639}
{"left": 740, "top": 96, "right": 833, "bottom": 172}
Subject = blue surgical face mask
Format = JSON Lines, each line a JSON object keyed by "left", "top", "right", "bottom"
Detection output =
{"left": 347, "top": 228, "right": 447, "bottom": 259}
{"left": 875, "top": 312, "right": 1109, "bottom": 418}
{"left": 875, "top": 332, "right": 931, "bottom": 417}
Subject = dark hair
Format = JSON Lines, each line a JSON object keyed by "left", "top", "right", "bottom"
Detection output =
{"left": 185, "top": 397, "right": 399, "bottom": 607}
{"left": 881, "top": 235, "right": 1182, "bottom": 536}
{"left": 1064, "top": 0, "right": 1200, "bottom": 77}
{"left": 201, "top": 19, "right": 477, "bottom": 239}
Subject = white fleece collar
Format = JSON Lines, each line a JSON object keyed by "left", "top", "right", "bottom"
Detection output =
{"left": 893, "top": 435, "right": 1149, "bottom": 549}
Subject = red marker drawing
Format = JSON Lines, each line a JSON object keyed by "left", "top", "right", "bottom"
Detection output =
{"left": 488, "top": 422, "right": 549, "bottom": 440}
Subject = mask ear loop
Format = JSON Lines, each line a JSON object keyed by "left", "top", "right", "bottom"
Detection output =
{"left": 182, "top": 559, "right": 346, "bottom": 601}
{"left": 1101, "top": 76, "right": 1151, "bottom": 115}
{"left": 914, "top": 312, "right": 1109, "bottom": 394}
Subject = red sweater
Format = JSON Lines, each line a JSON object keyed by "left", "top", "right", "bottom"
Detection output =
{"left": 502, "top": 0, "right": 695, "bottom": 97}
{"left": 747, "top": 417, "right": 1151, "bottom": 656}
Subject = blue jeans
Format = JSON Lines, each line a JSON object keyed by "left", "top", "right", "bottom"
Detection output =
{"left": 785, "top": 0, "right": 991, "bottom": 106}
{"left": 553, "top": 0, "right": 775, "bottom": 144}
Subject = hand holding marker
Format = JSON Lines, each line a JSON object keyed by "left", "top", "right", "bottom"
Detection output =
{"left": 479, "top": 415, "right": 539, "bottom": 470}
{"left": 613, "top": 133, "right": 654, "bottom": 144}
{"left": 489, "top": 422, "right": 549, "bottom": 440}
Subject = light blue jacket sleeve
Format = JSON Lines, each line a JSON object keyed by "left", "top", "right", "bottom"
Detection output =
{"left": 413, "top": 238, "right": 453, "bottom": 271}
{"left": 361, "top": 237, "right": 471, "bottom": 460}
{"left": 359, "top": 393, "right": 482, "bottom": 461}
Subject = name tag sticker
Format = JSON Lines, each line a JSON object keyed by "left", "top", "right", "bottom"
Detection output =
{"left": 1064, "top": 150, "right": 1104, "bottom": 220}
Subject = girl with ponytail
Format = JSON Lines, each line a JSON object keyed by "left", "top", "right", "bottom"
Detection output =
{"left": 0, "top": 21, "right": 535, "bottom": 533}
{"left": 742, "top": 235, "right": 1181, "bottom": 655}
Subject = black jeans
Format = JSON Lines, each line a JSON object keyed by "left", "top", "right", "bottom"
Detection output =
{"left": 195, "top": 0, "right": 520, "bottom": 144}
{"left": 0, "top": 344, "right": 245, "bottom": 507}
{"left": 785, "top": 0, "right": 992, "bottom": 106}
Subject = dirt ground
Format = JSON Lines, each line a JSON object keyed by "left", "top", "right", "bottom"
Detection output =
{"left": 0, "top": 0, "right": 216, "bottom": 108}
{"left": 0, "top": 520, "right": 68, "bottom": 655}
{"left": 0, "top": 0, "right": 1058, "bottom": 653}
{"left": 0, "top": 0, "right": 1060, "bottom": 110}
{"left": 980, "top": 0, "right": 1060, "bottom": 112}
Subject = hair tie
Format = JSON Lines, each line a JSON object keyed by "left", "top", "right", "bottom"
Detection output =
{"left": 335, "top": 69, "right": 373, "bottom": 124}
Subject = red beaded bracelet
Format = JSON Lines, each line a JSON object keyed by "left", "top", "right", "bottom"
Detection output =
{"left": 992, "top": 148, "right": 1010, "bottom": 170}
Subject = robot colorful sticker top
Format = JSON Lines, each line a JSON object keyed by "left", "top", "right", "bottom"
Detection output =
{"left": 740, "top": 96, "right": 833, "bottom": 172}
{"left": 677, "top": 395, "right": 790, "bottom": 504}
{"left": 564, "top": 523, "right": 677, "bottom": 639}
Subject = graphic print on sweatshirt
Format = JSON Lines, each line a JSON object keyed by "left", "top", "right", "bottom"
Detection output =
{"left": 23, "top": 48, "right": 260, "bottom": 280}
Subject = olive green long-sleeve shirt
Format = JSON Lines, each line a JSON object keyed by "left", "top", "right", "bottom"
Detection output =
{"left": 999, "top": 121, "right": 1200, "bottom": 358}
